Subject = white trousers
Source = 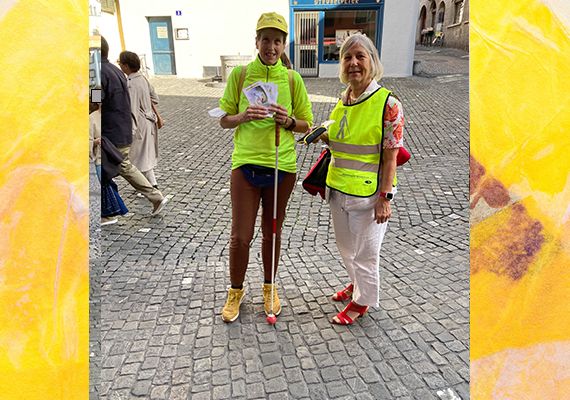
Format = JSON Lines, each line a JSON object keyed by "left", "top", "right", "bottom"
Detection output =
{"left": 329, "top": 190, "right": 389, "bottom": 307}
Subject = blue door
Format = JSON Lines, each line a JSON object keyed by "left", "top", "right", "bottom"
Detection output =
{"left": 148, "top": 17, "right": 176, "bottom": 75}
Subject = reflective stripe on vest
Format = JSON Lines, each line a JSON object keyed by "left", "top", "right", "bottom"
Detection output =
{"left": 332, "top": 142, "right": 381, "bottom": 155}
{"left": 334, "top": 158, "right": 379, "bottom": 173}
{"left": 326, "top": 87, "right": 392, "bottom": 197}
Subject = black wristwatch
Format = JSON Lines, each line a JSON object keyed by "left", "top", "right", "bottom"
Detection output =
{"left": 286, "top": 117, "right": 296, "bottom": 131}
{"left": 379, "top": 192, "right": 394, "bottom": 200}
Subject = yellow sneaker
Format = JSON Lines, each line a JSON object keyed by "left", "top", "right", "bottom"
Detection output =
{"left": 263, "top": 283, "right": 281, "bottom": 316}
{"left": 222, "top": 287, "right": 245, "bottom": 322}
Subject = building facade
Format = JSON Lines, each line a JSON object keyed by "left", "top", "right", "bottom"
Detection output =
{"left": 100, "top": 0, "right": 418, "bottom": 79}
{"left": 416, "top": 0, "right": 468, "bottom": 51}
{"left": 89, "top": 0, "right": 101, "bottom": 89}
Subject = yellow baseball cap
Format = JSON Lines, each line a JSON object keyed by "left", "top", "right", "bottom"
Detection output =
{"left": 256, "top": 12, "right": 288, "bottom": 35}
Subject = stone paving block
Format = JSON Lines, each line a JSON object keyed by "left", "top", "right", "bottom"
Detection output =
{"left": 213, "top": 384, "right": 231, "bottom": 400}
{"left": 307, "top": 385, "right": 329, "bottom": 400}
{"left": 400, "top": 373, "right": 425, "bottom": 390}
{"left": 131, "top": 380, "right": 152, "bottom": 397}
{"left": 325, "top": 381, "right": 352, "bottom": 399}
{"left": 150, "top": 385, "right": 169, "bottom": 400}
{"left": 263, "top": 364, "right": 284, "bottom": 380}
{"left": 423, "top": 373, "right": 448, "bottom": 390}
{"left": 169, "top": 384, "right": 190, "bottom": 400}
{"left": 191, "top": 392, "right": 212, "bottom": 400}
{"left": 302, "top": 369, "right": 321, "bottom": 384}
{"left": 264, "top": 376, "right": 288, "bottom": 394}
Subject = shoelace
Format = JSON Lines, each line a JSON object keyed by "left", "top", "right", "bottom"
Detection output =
{"left": 228, "top": 292, "right": 240, "bottom": 304}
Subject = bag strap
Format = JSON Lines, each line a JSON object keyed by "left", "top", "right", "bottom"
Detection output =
{"left": 288, "top": 69, "right": 294, "bottom": 111}
{"left": 237, "top": 64, "right": 294, "bottom": 112}
{"left": 237, "top": 65, "right": 247, "bottom": 106}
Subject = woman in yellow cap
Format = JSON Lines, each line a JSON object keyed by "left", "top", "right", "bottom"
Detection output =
{"left": 218, "top": 12, "right": 313, "bottom": 322}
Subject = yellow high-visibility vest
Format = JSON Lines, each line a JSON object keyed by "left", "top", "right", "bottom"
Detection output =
{"left": 326, "top": 87, "right": 396, "bottom": 197}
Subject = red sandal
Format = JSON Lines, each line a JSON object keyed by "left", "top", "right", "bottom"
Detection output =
{"left": 332, "top": 283, "right": 354, "bottom": 301}
{"left": 332, "top": 301, "right": 369, "bottom": 325}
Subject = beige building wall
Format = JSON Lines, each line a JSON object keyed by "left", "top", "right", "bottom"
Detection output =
{"left": 416, "top": 0, "right": 468, "bottom": 51}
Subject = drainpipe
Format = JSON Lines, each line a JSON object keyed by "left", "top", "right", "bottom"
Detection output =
{"left": 115, "top": 0, "right": 126, "bottom": 51}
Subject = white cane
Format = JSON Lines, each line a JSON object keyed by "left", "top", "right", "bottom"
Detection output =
{"left": 267, "top": 121, "right": 280, "bottom": 325}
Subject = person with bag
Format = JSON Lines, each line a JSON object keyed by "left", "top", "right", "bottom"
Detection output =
{"left": 100, "top": 137, "right": 129, "bottom": 226}
{"left": 90, "top": 86, "right": 129, "bottom": 226}
{"left": 118, "top": 50, "right": 163, "bottom": 189}
{"left": 101, "top": 37, "right": 168, "bottom": 216}
{"left": 89, "top": 86, "right": 102, "bottom": 182}
{"left": 314, "top": 33, "right": 405, "bottom": 325}
{"left": 217, "top": 12, "right": 313, "bottom": 322}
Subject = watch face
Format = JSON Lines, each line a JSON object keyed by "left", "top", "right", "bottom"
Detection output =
{"left": 387, "top": 192, "right": 394, "bottom": 200}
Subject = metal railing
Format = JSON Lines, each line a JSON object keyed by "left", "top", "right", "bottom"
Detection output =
{"left": 138, "top": 54, "right": 150, "bottom": 78}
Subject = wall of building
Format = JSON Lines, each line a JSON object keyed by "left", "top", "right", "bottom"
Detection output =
{"left": 416, "top": 0, "right": 468, "bottom": 51}
{"left": 101, "top": 0, "right": 418, "bottom": 78}
{"left": 443, "top": 0, "right": 468, "bottom": 51}
{"left": 100, "top": 11, "right": 122, "bottom": 63}
{"left": 381, "top": 0, "right": 419, "bottom": 77}
{"left": 102, "top": 0, "right": 289, "bottom": 78}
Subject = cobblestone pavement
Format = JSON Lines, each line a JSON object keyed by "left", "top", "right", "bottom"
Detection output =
{"left": 90, "top": 159, "right": 102, "bottom": 400}
{"left": 414, "top": 46, "right": 469, "bottom": 76}
{"left": 95, "top": 48, "right": 469, "bottom": 400}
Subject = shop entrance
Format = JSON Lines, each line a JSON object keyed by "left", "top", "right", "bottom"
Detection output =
{"left": 294, "top": 12, "right": 319, "bottom": 76}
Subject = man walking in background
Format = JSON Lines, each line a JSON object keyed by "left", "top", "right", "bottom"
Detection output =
{"left": 100, "top": 36, "right": 168, "bottom": 217}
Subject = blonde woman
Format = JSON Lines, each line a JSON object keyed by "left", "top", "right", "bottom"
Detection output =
{"left": 319, "top": 34, "right": 404, "bottom": 324}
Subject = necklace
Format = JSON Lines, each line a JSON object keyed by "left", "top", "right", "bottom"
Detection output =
{"left": 347, "top": 88, "right": 359, "bottom": 105}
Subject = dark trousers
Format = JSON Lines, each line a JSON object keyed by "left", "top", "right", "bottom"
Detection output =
{"left": 229, "top": 168, "right": 296, "bottom": 287}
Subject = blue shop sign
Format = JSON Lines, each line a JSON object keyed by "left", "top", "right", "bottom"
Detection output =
{"left": 291, "top": 0, "right": 383, "bottom": 7}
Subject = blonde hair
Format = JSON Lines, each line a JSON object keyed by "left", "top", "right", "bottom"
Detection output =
{"left": 339, "top": 34, "right": 383, "bottom": 85}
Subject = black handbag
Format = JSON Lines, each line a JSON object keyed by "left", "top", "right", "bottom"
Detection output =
{"left": 302, "top": 148, "right": 331, "bottom": 199}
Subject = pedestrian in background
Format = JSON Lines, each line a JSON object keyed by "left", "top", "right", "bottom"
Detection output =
{"left": 316, "top": 34, "right": 404, "bottom": 324}
{"left": 90, "top": 84, "right": 129, "bottom": 226}
{"left": 89, "top": 85, "right": 102, "bottom": 182}
{"left": 118, "top": 51, "right": 164, "bottom": 189}
{"left": 218, "top": 12, "right": 313, "bottom": 322}
{"left": 100, "top": 36, "right": 168, "bottom": 216}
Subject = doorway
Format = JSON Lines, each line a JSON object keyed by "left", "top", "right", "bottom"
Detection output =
{"left": 148, "top": 17, "right": 176, "bottom": 75}
{"left": 294, "top": 12, "right": 319, "bottom": 77}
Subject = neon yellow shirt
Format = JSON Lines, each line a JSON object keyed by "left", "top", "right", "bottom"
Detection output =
{"left": 220, "top": 56, "right": 313, "bottom": 173}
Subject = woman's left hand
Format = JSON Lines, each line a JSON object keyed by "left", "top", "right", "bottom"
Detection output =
{"left": 93, "top": 138, "right": 101, "bottom": 147}
{"left": 374, "top": 198, "right": 391, "bottom": 224}
{"left": 269, "top": 103, "right": 289, "bottom": 126}
{"left": 157, "top": 116, "right": 165, "bottom": 129}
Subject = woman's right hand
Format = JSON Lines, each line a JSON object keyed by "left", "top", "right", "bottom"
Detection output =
{"left": 240, "top": 105, "right": 269, "bottom": 124}
{"left": 157, "top": 116, "right": 165, "bottom": 129}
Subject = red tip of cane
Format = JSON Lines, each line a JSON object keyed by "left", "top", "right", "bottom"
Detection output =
{"left": 267, "top": 314, "right": 277, "bottom": 324}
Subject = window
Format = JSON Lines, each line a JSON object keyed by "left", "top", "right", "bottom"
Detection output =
{"left": 101, "top": 0, "right": 115, "bottom": 14}
{"left": 89, "top": 5, "right": 100, "bottom": 17}
{"left": 454, "top": 0, "right": 464, "bottom": 24}
{"left": 354, "top": 11, "right": 375, "bottom": 25}
{"left": 322, "top": 10, "right": 377, "bottom": 61}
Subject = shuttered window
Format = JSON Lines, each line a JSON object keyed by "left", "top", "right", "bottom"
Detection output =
{"left": 101, "top": 0, "right": 115, "bottom": 14}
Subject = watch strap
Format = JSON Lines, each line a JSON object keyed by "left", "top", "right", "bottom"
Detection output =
{"left": 287, "top": 117, "right": 296, "bottom": 131}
